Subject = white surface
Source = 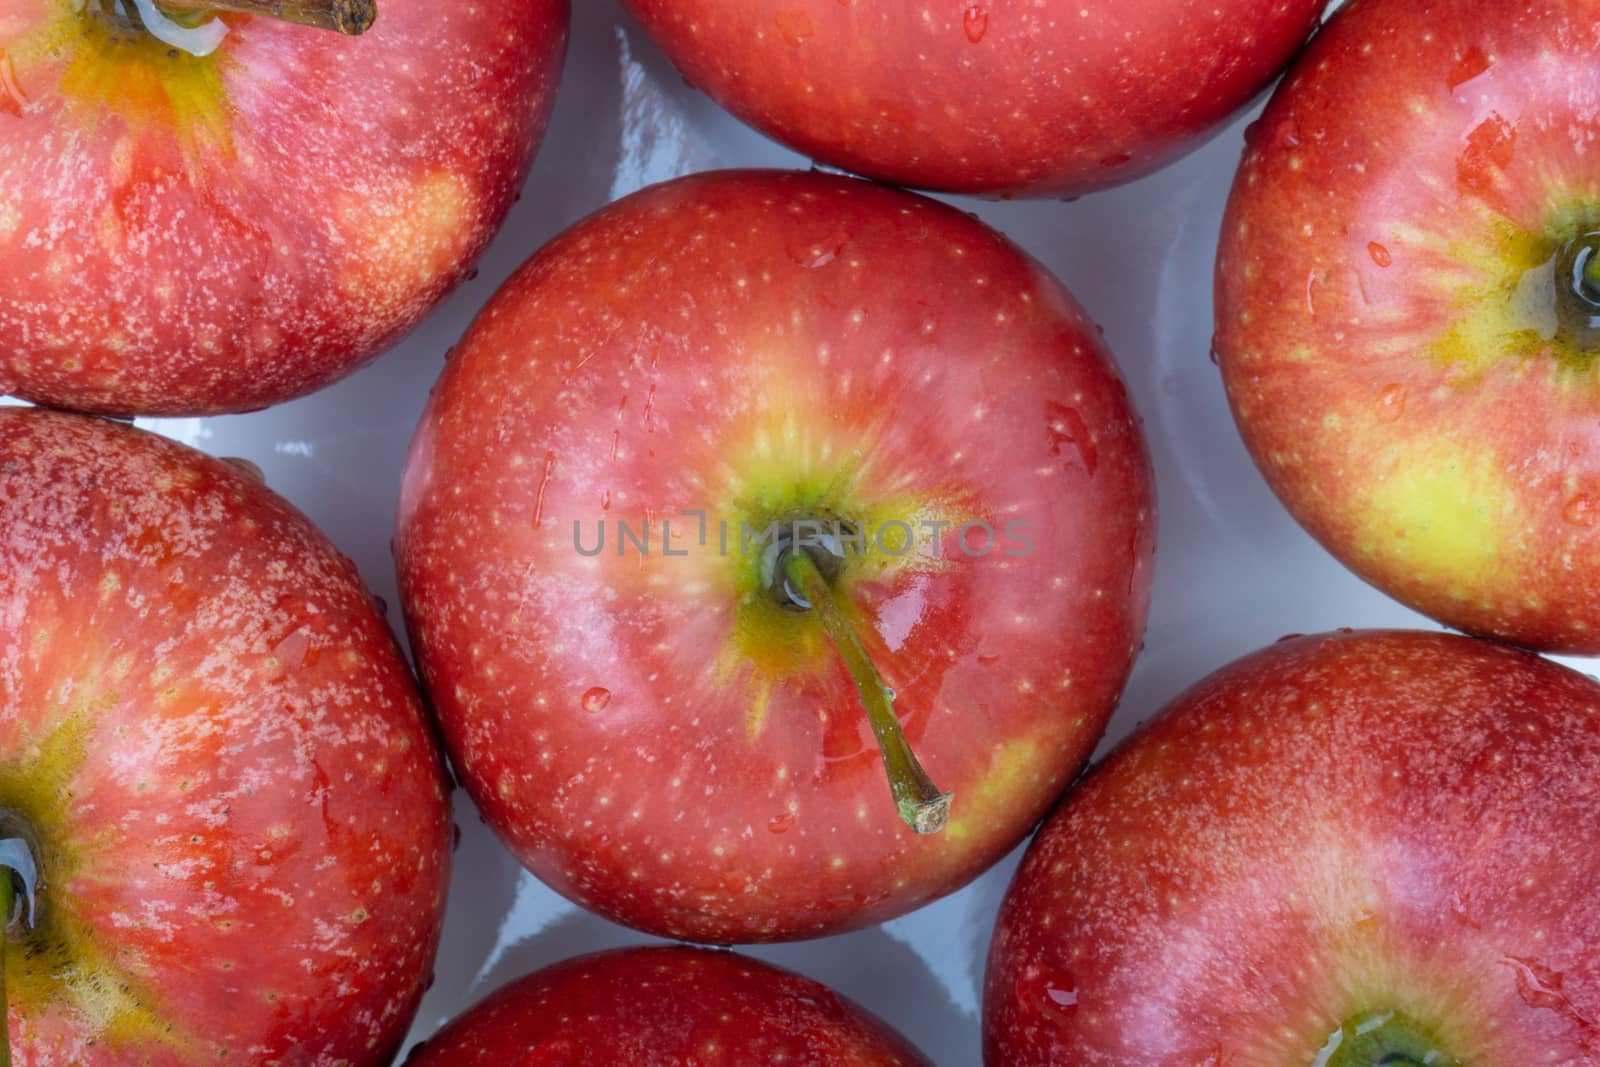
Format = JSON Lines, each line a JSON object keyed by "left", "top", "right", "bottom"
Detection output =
{"left": 108, "top": 3, "right": 1503, "bottom": 1062}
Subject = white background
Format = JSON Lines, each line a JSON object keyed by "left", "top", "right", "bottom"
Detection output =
{"left": 104, "top": 2, "right": 1498, "bottom": 1061}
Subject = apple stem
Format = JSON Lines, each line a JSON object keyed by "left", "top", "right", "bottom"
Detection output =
{"left": 783, "top": 549, "right": 953, "bottom": 835}
{"left": 1555, "top": 230, "right": 1600, "bottom": 350}
{"left": 155, "top": 0, "right": 376, "bottom": 35}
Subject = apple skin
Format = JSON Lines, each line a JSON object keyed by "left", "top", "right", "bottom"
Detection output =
{"left": 396, "top": 169, "right": 1155, "bottom": 942}
{"left": 0, "top": 408, "right": 452, "bottom": 1065}
{"left": 0, "top": 0, "right": 568, "bottom": 417}
{"left": 620, "top": 0, "right": 1326, "bottom": 199}
{"left": 405, "top": 946, "right": 932, "bottom": 1065}
{"left": 1215, "top": 0, "right": 1600, "bottom": 652}
{"left": 984, "top": 629, "right": 1600, "bottom": 1065}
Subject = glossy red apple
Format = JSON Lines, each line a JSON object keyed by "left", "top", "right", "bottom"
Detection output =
{"left": 406, "top": 946, "right": 932, "bottom": 1065}
{"left": 396, "top": 169, "right": 1154, "bottom": 942}
{"left": 0, "top": 0, "right": 567, "bottom": 416}
{"left": 1216, "top": 0, "right": 1600, "bottom": 651}
{"left": 621, "top": 0, "right": 1326, "bottom": 199}
{"left": 0, "top": 407, "right": 451, "bottom": 1064}
{"left": 986, "top": 629, "right": 1600, "bottom": 1064}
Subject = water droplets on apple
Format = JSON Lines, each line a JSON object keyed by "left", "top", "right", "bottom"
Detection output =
{"left": 1562, "top": 494, "right": 1600, "bottom": 528}
{"left": 581, "top": 686, "right": 612, "bottom": 713}
{"left": 963, "top": 5, "right": 989, "bottom": 44}
{"left": 0, "top": 50, "right": 28, "bottom": 117}
{"left": 775, "top": 8, "right": 814, "bottom": 47}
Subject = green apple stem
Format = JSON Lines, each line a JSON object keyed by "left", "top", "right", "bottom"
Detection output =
{"left": 783, "top": 549, "right": 952, "bottom": 835}
{"left": 155, "top": 0, "right": 376, "bottom": 35}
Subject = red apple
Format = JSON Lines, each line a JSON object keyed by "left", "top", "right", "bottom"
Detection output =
{"left": 405, "top": 946, "right": 932, "bottom": 1065}
{"left": 1215, "top": 0, "right": 1600, "bottom": 652}
{"left": 0, "top": 407, "right": 451, "bottom": 1064}
{"left": 396, "top": 169, "right": 1154, "bottom": 942}
{"left": 620, "top": 0, "right": 1326, "bottom": 199}
{"left": 0, "top": 0, "right": 567, "bottom": 416}
{"left": 985, "top": 629, "right": 1600, "bottom": 1064}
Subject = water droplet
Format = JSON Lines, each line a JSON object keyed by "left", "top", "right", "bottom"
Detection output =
{"left": 610, "top": 429, "right": 621, "bottom": 462}
{"left": 1368, "top": 242, "right": 1392, "bottom": 268}
{"left": 531, "top": 451, "right": 556, "bottom": 529}
{"left": 643, "top": 384, "right": 657, "bottom": 432}
{"left": 1274, "top": 118, "right": 1301, "bottom": 149}
{"left": 775, "top": 8, "right": 814, "bottom": 45}
{"left": 786, "top": 227, "right": 850, "bottom": 269}
{"left": 371, "top": 593, "right": 389, "bottom": 616}
{"left": 1448, "top": 45, "right": 1492, "bottom": 91}
{"left": 1045, "top": 401, "right": 1098, "bottom": 475}
{"left": 1304, "top": 270, "right": 1319, "bottom": 318}
{"left": 272, "top": 630, "right": 310, "bottom": 672}
{"left": 1275, "top": 632, "right": 1305, "bottom": 643}
{"left": 977, "top": 652, "right": 1001, "bottom": 665}
{"left": 884, "top": 687, "right": 897, "bottom": 702}
{"left": 1563, "top": 494, "right": 1600, "bottom": 527}
{"left": 1448, "top": 890, "right": 1480, "bottom": 929}
{"left": 451, "top": 823, "right": 463, "bottom": 852}
{"left": 1457, "top": 112, "right": 1516, "bottom": 194}
{"left": 963, "top": 5, "right": 988, "bottom": 43}
{"left": 1017, "top": 967, "right": 1079, "bottom": 1025}
{"left": 1099, "top": 152, "right": 1132, "bottom": 168}
{"left": 1375, "top": 383, "right": 1406, "bottom": 423}
{"left": 1503, "top": 957, "right": 1570, "bottom": 1013}
{"left": 581, "top": 687, "right": 611, "bottom": 713}
{"left": 600, "top": 489, "right": 612, "bottom": 511}
{"left": 768, "top": 811, "right": 796, "bottom": 834}
{"left": 0, "top": 50, "right": 28, "bottom": 117}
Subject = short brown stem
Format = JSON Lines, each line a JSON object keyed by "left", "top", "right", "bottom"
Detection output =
{"left": 784, "top": 549, "right": 952, "bottom": 834}
{"left": 156, "top": 0, "right": 376, "bottom": 35}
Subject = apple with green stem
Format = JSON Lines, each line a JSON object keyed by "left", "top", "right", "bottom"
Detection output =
{"left": 985, "top": 629, "right": 1600, "bottom": 1064}
{"left": 1216, "top": 0, "right": 1600, "bottom": 652}
{"left": 0, "top": 0, "right": 567, "bottom": 416}
{"left": 0, "top": 407, "right": 452, "bottom": 1064}
{"left": 620, "top": 0, "right": 1328, "bottom": 198}
{"left": 396, "top": 169, "right": 1155, "bottom": 943}
{"left": 405, "top": 946, "right": 932, "bottom": 1065}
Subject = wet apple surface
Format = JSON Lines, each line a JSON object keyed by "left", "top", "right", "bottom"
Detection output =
{"left": 0, "top": 0, "right": 568, "bottom": 416}
{"left": 0, "top": 408, "right": 452, "bottom": 1064}
{"left": 621, "top": 0, "right": 1329, "bottom": 198}
{"left": 1216, "top": 0, "right": 1600, "bottom": 651}
{"left": 405, "top": 946, "right": 932, "bottom": 1066}
{"left": 985, "top": 630, "right": 1600, "bottom": 1064}
{"left": 396, "top": 169, "right": 1155, "bottom": 943}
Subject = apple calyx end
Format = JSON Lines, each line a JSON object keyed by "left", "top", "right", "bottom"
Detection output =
{"left": 1554, "top": 229, "right": 1600, "bottom": 353}
{"left": 1319, "top": 1009, "right": 1459, "bottom": 1067}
